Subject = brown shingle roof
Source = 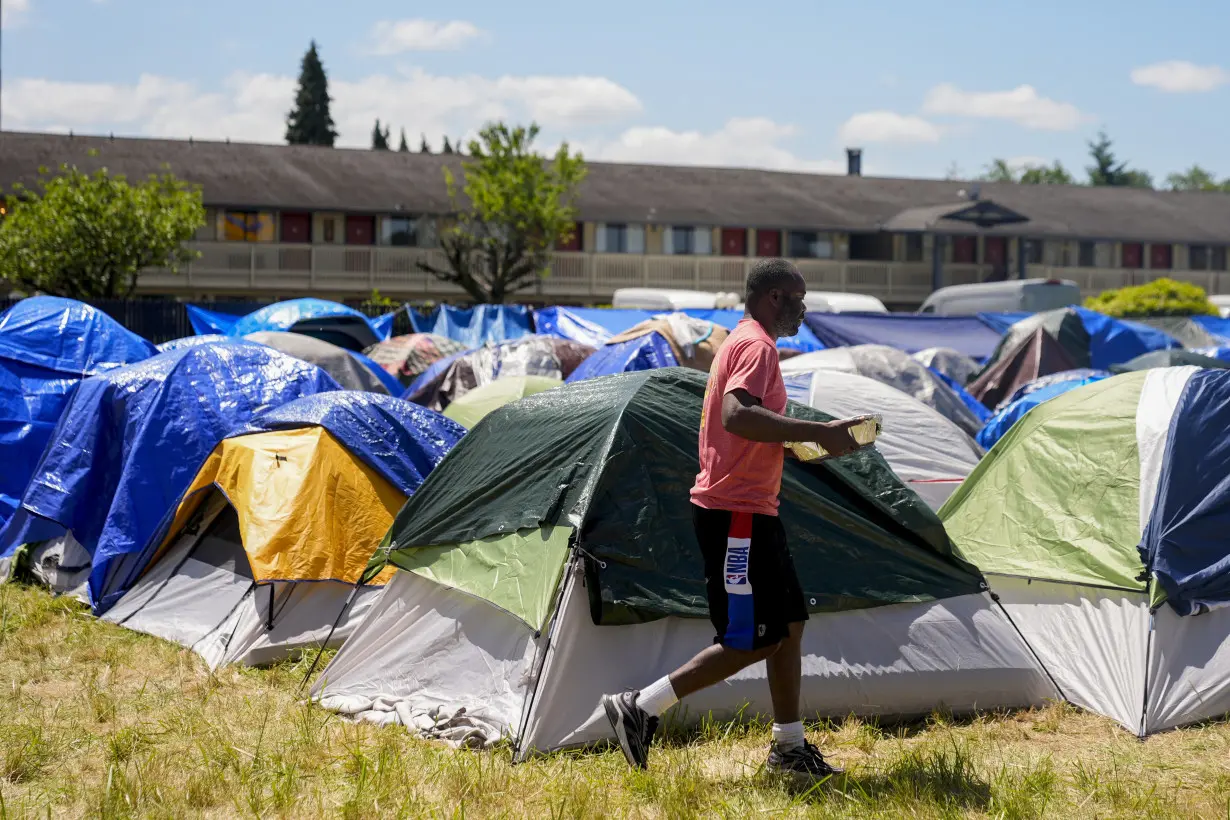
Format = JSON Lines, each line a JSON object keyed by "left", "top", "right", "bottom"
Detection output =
{"left": 2, "top": 130, "right": 1229, "bottom": 244}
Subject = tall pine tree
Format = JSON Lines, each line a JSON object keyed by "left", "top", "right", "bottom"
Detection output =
{"left": 442, "top": 136, "right": 454, "bottom": 154}
{"left": 398, "top": 128, "right": 410, "bottom": 152}
{"left": 371, "top": 119, "right": 391, "bottom": 150}
{"left": 285, "top": 41, "right": 338, "bottom": 146}
{"left": 419, "top": 134, "right": 432, "bottom": 153}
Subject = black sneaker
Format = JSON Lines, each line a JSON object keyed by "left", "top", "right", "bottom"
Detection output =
{"left": 766, "top": 741, "right": 843, "bottom": 784}
{"left": 601, "top": 690, "right": 658, "bottom": 769}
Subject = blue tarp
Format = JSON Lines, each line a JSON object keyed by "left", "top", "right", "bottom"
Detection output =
{"left": 0, "top": 341, "right": 341, "bottom": 613}
{"left": 566, "top": 332, "right": 678, "bottom": 383}
{"left": 1000, "top": 368, "right": 1112, "bottom": 408}
{"left": 803, "top": 313, "right": 1003, "bottom": 361}
{"left": 233, "top": 392, "right": 465, "bottom": 498}
{"left": 977, "top": 312, "right": 1034, "bottom": 335}
{"left": 156, "top": 334, "right": 232, "bottom": 353}
{"left": 1194, "top": 346, "right": 1230, "bottom": 362}
{"left": 1191, "top": 315, "right": 1230, "bottom": 343}
{"left": 1141, "top": 369, "right": 1230, "bottom": 615}
{"left": 1073, "top": 307, "right": 1179, "bottom": 370}
{"left": 0, "top": 296, "right": 156, "bottom": 375}
{"left": 532, "top": 307, "right": 615, "bottom": 348}
{"left": 412, "top": 305, "right": 532, "bottom": 347}
{"left": 0, "top": 298, "right": 157, "bottom": 527}
{"left": 681, "top": 309, "right": 824, "bottom": 352}
{"left": 930, "top": 369, "right": 993, "bottom": 424}
{"left": 976, "top": 373, "right": 1110, "bottom": 450}
{"left": 188, "top": 299, "right": 394, "bottom": 342}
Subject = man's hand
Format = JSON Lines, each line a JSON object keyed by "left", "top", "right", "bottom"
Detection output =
{"left": 811, "top": 416, "right": 872, "bottom": 458}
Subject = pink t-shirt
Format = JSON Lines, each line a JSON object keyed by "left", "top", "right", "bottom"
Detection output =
{"left": 690, "top": 319, "right": 788, "bottom": 516}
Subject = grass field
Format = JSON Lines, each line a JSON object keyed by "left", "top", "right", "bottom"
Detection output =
{"left": 0, "top": 584, "right": 1228, "bottom": 819}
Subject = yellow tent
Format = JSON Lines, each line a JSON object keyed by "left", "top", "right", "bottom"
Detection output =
{"left": 104, "top": 427, "right": 401, "bottom": 668}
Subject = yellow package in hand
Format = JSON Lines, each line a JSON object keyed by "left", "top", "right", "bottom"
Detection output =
{"left": 785, "top": 415, "right": 882, "bottom": 462}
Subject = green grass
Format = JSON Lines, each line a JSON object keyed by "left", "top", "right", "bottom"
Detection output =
{"left": 0, "top": 582, "right": 1228, "bottom": 818}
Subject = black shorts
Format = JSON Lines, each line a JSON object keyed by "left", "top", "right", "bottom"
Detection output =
{"left": 692, "top": 504, "right": 808, "bottom": 651}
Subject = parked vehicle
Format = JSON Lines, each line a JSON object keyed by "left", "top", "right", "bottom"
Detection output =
{"left": 918, "top": 279, "right": 1080, "bottom": 316}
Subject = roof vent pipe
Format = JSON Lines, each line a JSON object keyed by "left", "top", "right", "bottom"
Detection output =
{"left": 846, "top": 148, "right": 863, "bottom": 177}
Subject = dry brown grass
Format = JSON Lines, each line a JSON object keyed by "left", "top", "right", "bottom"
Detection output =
{"left": 0, "top": 583, "right": 1227, "bottom": 818}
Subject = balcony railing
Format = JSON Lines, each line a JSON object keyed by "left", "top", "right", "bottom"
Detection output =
{"left": 136, "top": 242, "right": 1230, "bottom": 304}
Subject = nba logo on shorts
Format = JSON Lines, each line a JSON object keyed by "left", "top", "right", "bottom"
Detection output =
{"left": 724, "top": 538, "right": 752, "bottom": 595}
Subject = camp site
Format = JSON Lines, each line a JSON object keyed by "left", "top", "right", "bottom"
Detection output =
{"left": 5, "top": 6, "right": 1230, "bottom": 814}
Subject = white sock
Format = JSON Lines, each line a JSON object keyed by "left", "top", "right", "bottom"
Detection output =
{"left": 772, "top": 721, "right": 805, "bottom": 750}
{"left": 636, "top": 676, "right": 678, "bottom": 717}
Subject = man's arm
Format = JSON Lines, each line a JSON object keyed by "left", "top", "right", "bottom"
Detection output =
{"left": 721, "top": 389, "right": 864, "bottom": 456}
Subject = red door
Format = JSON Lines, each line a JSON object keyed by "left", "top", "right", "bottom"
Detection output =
{"left": 346, "top": 215, "right": 375, "bottom": 245}
{"left": 1122, "top": 243, "right": 1143, "bottom": 269}
{"left": 756, "top": 230, "right": 781, "bottom": 257}
{"left": 721, "top": 228, "right": 748, "bottom": 256}
{"left": 1150, "top": 244, "right": 1173, "bottom": 269}
{"left": 984, "top": 237, "right": 1007, "bottom": 267}
{"left": 952, "top": 236, "right": 977, "bottom": 264}
{"left": 556, "top": 222, "right": 582, "bottom": 252}
{"left": 280, "top": 212, "right": 311, "bottom": 243}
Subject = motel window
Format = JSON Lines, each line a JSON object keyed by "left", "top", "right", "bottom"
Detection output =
{"left": 223, "top": 210, "right": 275, "bottom": 242}
{"left": 1213, "top": 247, "right": 1228, "bottom": 272}
{"left": 381, "top": 216, "right": 438, "bottom": 248}
{"left": 787, "top": 231, "right": 833, "bottom": 259}
{"left": 1190, "top": 245, "right": 1210, "bottom": 270}
{"left": 1078, "top": 241, "right": 1096, "bottom": 268}
{"left": 904, "top": 234, "right": 924, "bottom": 262}
{"left": 597, "top": 223, "right": 645, "bottom": 254}
{"left": 1025, "top": 239, "right": 1044, "bottom": 265}
{"left": 666, "top": 226, "right": 712, "bottom": 255}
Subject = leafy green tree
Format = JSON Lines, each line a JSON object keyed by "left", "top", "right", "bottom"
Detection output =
{"left": 371, "top": 119, "right": 391, "bottom": 150}
{"left": 1086, "top": 131, "right": 1152, "bottom": 188}
{"left": 285, "top": 41, "right": 338, "bottom": 146}
{"left": 1018, "top": 161, "right": 1075, "bottom": 185}
{"left": 0, "top": 159, "right": 205, "bottom": 299}
{"left": 979, "top": 159, "right": 1016, "bottom": 182}
{"left": 419, "top": 134, "right": 432, "bottom": 153}
{"left": 441, "top": 136, "right": 454, "bottom": 154}
{"left": 1165, "top": 164, "right": 1230, "bottom": 192}
{"left": 418, "top": 122, "right": 587, "bottom": 302}
{"left": 398, "top": 128, "right": 410, "bottom": 153}
{"left": 1085, "top": 278, "right": 1217, "bottom": 318}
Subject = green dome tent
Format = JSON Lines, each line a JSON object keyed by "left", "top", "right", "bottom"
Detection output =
{"left": 941, "top": 366, "right": 1230, "bottom": 735}
{"left": 442, "top": 375, "right": 562, "bottom": 429}
{"left": 313, "top": 368, "right": 1056, "bottom": 756}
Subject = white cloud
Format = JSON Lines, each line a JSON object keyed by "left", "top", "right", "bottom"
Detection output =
{"left": 1131, "top": 60, "right": 1230, "bottom": 93}
{"left": 1, "top": 0, "right": 30, "bottom": 27}
{"left": 838, "top": 111, "right": 941, "bottom": 145}
{"left": 368, "top": 20, "right": 484, "bottom": 54}
{"left": 1, "top": 68, "right": 643, "bottom": 146}
{"left": 1005, "top": 155, "right": 1049, "bottom": 172}
{"left": 585, "top": 117, "right": 843, "bottom": 173}
{"left": 922, "top": 83, "right": 1086, "bottom": 130}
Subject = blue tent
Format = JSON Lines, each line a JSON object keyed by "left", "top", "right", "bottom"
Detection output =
{"left": 566, "top": 332, "right": 678, "bottom": 383}
{"left": 536, "top": 306, "right": 823, "bottom": 352}
{"left": 803, "top": 313, "right": 1003, "bottom": 361}
{"left": 412, "top": 304, "right": 532, "bottom": 347}
{"left": 0, "top": 341, "right": 341, "bottom": 613}
{"left": 1194, "top": 346, "right": 1230, "bottom": 362}
{"left": 998, "top": 368, "right": 1112, "bottom": 408}
{"left": 1140, "top": 369, "right": 1230, "bottom": 615}
{"left": 1190, "top": 315, "right": 1230, "bottom": 343}
{"left": 977, "top": 312, "right": 1034, "bottom": 335}
{"left": 1075, "top": 308, "right": 1178, "bottom": 369}
{"left": 156, "top": 334, "right": 232, "bottom": 353}
{"left": 976, "top": 372, "right": 1110, "bottom": 449}
{"left": 929, "top": 369, "right": 993, "bottom": 424}
{"left": 233, "top": 392, "right": 465, "bottom": 496}
{"left": 0, "top": 298, "right": 157, "bottom": 526}
{"left": 681, "top": 309, "right": 824, "bottom": 352}
{"left": 188, "top": 299, "right": 395, "bottom": 349}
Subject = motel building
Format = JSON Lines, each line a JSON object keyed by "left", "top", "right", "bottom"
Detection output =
{"left": 2, "top": 133, "right": 1230, "bottom": 309}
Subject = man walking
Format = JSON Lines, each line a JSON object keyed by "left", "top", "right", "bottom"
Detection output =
{"left": 601, "top": 258, "right": 869, "bottom": 782}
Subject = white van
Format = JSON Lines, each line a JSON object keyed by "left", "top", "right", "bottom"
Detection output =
{"left": 1208, "top": 295, "right": 1230, "bottom": 319}
{"left": 733, "top": 292, "right": 889, "bottom": 314}
{"left": 917, "top": 279, "right": 1080, "bottom": 316}
{"left": 611, "top": 288, "right": 741, "bottom": 311}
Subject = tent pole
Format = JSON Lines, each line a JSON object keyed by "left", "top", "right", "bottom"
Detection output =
{"left": 299, "top": 581, "right": 363, "bottom": 694}
{"left": 989, "top": 592, "right": 1068, "bottom": 703}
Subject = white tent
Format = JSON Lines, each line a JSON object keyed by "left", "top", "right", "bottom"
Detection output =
{"left": 103, "top": 499, "right": 382, "bottom": 670}
{"left": 313, "top": 563, "right": 1057, "bottom": 756}
{"left": 796, "top": 370, "right": 983, "bottom": 510}
{"left": 781, "top": 345, "right": 983, "bottom": 437}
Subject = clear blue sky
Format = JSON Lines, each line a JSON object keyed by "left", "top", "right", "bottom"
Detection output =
{"left": 3, "top": 0, "right": 1227, "bottom": 183}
